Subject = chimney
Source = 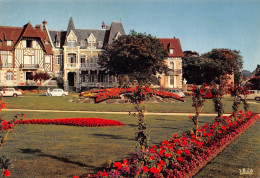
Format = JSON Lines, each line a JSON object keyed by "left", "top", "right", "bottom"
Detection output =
{"left": 35, "top": 24, "right": 42, "bottom": 31}
{"left": 102, "top": 21, "right": 106, "bottom": 29}
{"left": 42, "top": 20, "right": 48, "bottom": 30}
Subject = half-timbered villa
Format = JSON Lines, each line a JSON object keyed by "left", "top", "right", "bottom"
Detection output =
{"left": 0, "top": 22, "right": 53, "bottom": 86}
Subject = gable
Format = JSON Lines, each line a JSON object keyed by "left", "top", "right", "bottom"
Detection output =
{"left": 67, "top": 30, "right": 77, "bottom": 41}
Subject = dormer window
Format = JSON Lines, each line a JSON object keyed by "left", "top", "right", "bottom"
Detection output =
{"left": 81, "top": 40, "right": 86, "bottom": 47}
{"left": 170, "top": 49, "right": 174, "bottom": 55}
{"left": 56, "top": 42, "right": 60, "bottom": 48}
{"left": 114, "top": 32, "right": 121, "bottom": 40}
{"left": 87, "top": 33, "right": 96, "bottom": 49}
{"left": 97, "top": 41, "right": 103, "bottom": 48}
{"left": 7, "top": 40, "right": 13, "bottom": 46}
{"left": 26, "top": 40, "right": 32, "bottom": 48}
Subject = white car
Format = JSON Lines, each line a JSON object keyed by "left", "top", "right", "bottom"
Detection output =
{"left": 167, "top": 89, "right": 185, "bottom": 98}
{"left": 0, "top": 88, "right": 23, "bottom": 97}
{"left": 240, "top": 90, "right": 260, "bottom": 101}
{"left": 45, "top": 88, "right": 68, "bottom": 96}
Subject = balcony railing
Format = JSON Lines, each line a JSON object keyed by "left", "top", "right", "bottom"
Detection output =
{"left": 80, "top": 63, "right": 99, "bottom": 68}
{"left": 166, "top": 69, "right": 182, "bottom": 76}
{"left": 67, "top": 63, "right": 76, "bottom": 68}
{"left": 21, "top": 64, "right": 39, "bottom": 69}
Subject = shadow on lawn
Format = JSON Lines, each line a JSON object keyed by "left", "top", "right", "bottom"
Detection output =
{"left": 20, "top": 148, "right": 96, "bottom": 169}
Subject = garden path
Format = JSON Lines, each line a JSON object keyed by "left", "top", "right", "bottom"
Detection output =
{"left": 3, "top": 108, "right": 255, "bottom": 116}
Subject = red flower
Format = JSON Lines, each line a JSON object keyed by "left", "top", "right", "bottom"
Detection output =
{"left": 4, "top": 169, "right": 11, "bottom": 177}
{"left": 183, "top": 149, "right": 191, "bottom": 156}
{"left": 162, "top": 140, "right": 169, "bottom": 145}
{"left": 101, "top": 172, "right": 108, "bottom": 177}
{"left": 181, "top": 141, "right": 187, "bottom": 146}
{"left": 157, "top": 164, "right": 163, "bottom": 172}
{"left": 150, "top": 167, "right": 159, "bottom": 174}
{"left": 159, "top": 149, "right": 165, "bottom": 156}
{"left": 159, "top": 160, "right": 165, "bottom": 166}
{"left": 222, "top": 126, "right": 226, "bottom": 131}
{"left": 165, "top": 153, "right": 171, "bottom": 158}
{"left": 114, "top": 162, "right": 122, "bottom": 170}
{"left": 150, "top": 156, "right": 155, "bottom": 160}
{"left": 218, "top": 130, "right": 222, "bottom": 134}
{"left": 176, "top": 150, "right": 182, "bottom": 155}
{"left": 142, "top": 166, "right": 149, "bottom": 173}
{"left": 177, "top": 157, "right": 184, "bottom": 162}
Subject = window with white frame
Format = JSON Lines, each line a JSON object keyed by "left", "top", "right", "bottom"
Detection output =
{"left": 6, "top": 72, "right": 14, "bottom": 80}
{"left": 7, "top": 40, "right": 12, "bottom": 46}
{"left": 55, "top": 54, "right": 62, "bottom": 64}
{"left": 170, "top": 76, "right": 174, "bottom": 85}
{"left": 170, "top": 62, "right": 174, "bottom": 69}
{"left": 87, "top": 33, "right": 96, "bottom": 49}
{"left": 170, "top": 49, "right": 174, "bottom": 54}
{"left": 68, "top": 40, "right": 76, "bottom": 47}
{"left": 80, "top": 55, "right": 86, "bottom": 63}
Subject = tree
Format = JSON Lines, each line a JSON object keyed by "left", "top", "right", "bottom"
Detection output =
{"left": 183, "top": 49, "right": 243, "bottom": 85}
{"left": 32, "top": 71, "right": 51, "bottom": 93}
{"left": 98, "top": 30, "right": 169, "bottom": 85}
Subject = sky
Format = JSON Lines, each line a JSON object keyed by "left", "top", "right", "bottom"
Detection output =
{"left": 0, "top": 0, "right": 259, "bottom": 72}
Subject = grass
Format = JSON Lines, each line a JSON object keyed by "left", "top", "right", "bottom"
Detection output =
{"left": 3, "top": 94, "right": 260, "bottom": 114}
{"left": 1, "top": 111, "right": 217, "bottom": 177}
{"left": 1, "top": 94, "right": 259, "bottom": 177}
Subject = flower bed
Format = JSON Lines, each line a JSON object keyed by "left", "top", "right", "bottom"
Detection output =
{"left": 80, "top": 87, "right": 184, "bottom": 103}
{"left": 14, "top": 118, "right": 124, "bottom": 127}
{"left": 85, "top": 111, "right": 258, "bottom": 177}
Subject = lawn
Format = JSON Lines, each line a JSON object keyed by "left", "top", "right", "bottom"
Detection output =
{"left": 1, "top": 94, "right": 259, "bottom": 177}
{"left": 3, "top": 94, "right": 260, "bottom": 114}
{"left": 2, "top": 111, "right": 217, "bottom": 177}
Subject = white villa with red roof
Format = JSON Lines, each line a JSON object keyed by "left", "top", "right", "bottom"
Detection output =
{"left": 0, "top": 17, "right": 184, "bottom": 91}
{"left": 157, "top": 38, "right": 184, "bottom": 89}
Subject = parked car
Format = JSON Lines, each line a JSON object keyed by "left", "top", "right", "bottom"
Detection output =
{"left": 45, "top": 88, "right": 68, "bottom": 96}
{"left": 240, "top": 90, "right": 260, "bottom": 101}
{"left": 167, "top": 89, "right": 185, "bottom": 98}
{"left": 0, "top": 88, "right": 23, "bottom": 97}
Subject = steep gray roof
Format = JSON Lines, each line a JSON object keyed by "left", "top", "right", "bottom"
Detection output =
{"left": 49, "top": 30, "right": 66, "bottom": 48}
{"left": 76, "top": 29, "right": 107, "bottom": 49}
{"left": 48, "top": 18, "right": 125, "bottom": 49}
{"left": 108, "top": 21, "right": 125, "bottom": 44}
{"left": 66, "top": 16, "right": 76, "bottom": 37}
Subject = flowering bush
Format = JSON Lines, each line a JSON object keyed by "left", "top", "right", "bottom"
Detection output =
{"left": 14, "top": 118, "right": 124, "bottom": 127}
{"left": 86, "top": 111, "right": 258, "bottom": 178}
